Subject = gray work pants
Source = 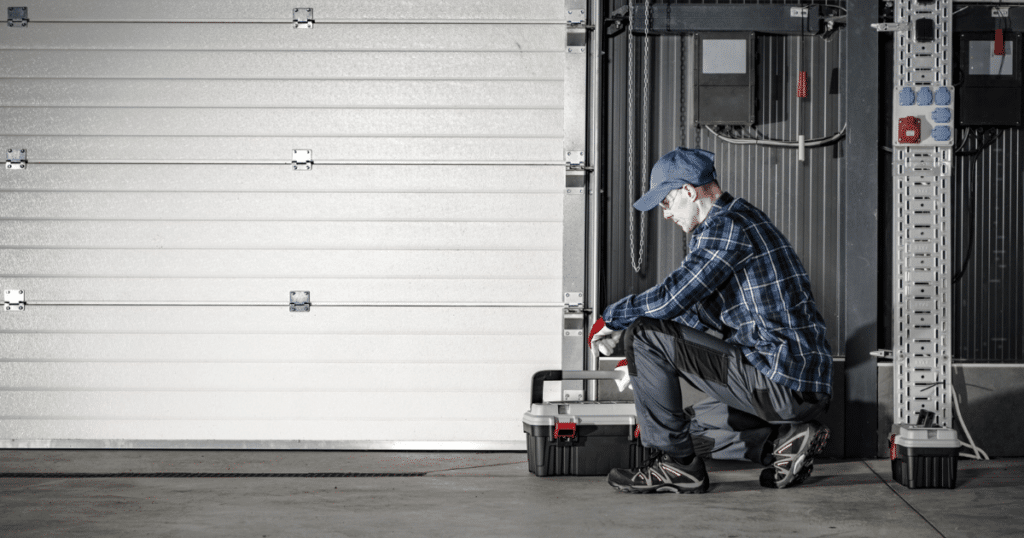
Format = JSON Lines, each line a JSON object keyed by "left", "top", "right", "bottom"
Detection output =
{"left": 625, "top": 317, "right": 830, "bottom": 463}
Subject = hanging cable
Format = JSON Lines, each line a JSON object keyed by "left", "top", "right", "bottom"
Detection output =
{"left": 952, "top": 128, "right": 1003, "bottom": 285}
{"left": 703, "top": 124, "right": 847, "bottom": 148}
{"left": 953, "top": 388, "right": 989, "bottom": 460}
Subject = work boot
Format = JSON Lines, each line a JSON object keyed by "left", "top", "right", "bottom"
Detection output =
{"left": 760, "top": 421, "right": 830, "bottom": 489}
{"left": 607, "top": 450, "right": 709, "bottom": 494}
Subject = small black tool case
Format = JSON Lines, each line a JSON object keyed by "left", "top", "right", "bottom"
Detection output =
{"left": 523, "top": 370, "right": 655, "bottom": 477}
{"left": 889, "top": 424, "right": 960, "bottom": 489}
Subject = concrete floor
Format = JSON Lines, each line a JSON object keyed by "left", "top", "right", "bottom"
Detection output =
{"left": 1, "top": 451, "right": 1022, "bottom": 537}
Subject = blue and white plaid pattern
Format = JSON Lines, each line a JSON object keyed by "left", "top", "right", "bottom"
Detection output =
{"left": 603, "top": 193, "right": 833, "bottom": 395}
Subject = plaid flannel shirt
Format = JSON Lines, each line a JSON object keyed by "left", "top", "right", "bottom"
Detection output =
{"left": 603, "top": 193, "right": 833, "bottom": 395}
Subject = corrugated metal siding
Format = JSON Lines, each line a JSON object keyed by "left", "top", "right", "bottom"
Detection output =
{"left": 0, "top": 0, "right": 567, "bottom": 448}
{"left": 604, "top": 24, "right": 845, "bottom": 353}
{"left": 603, "top": 31, "right": 688, "bottom": 311}
{"left": 952, "top": 128, "right": 1024, "bottom": 362}
{"left": 700, "top": 32, "right": 845, "bottom": 352}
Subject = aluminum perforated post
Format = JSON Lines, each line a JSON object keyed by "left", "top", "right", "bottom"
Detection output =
{"left": 889, "top": 0, "right": 955, "bottom": 429}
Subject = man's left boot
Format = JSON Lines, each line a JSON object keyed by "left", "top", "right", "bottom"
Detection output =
{"left": 608, "top": 450, "right": 710, "bottom": 494}
{"left": 760, "top": 421, "right": 830, "bottom": 489}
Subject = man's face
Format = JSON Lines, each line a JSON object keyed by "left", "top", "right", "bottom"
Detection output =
{"left": 659, "top": 186, "right": 701, "bottom": 233}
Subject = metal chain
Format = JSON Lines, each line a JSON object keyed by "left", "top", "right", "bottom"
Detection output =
{"left": 627, "top": 0, "right": 638, "bottom": 272}
{"left": 627, "top": 0, "right": 651, "bottom": 274}
{"left": 641, "top": 0, "right": 650, "bottom": 261}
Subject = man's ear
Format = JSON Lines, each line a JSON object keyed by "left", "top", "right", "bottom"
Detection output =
{"left": 682, "top": 184, "right": 697, "bottom": 202}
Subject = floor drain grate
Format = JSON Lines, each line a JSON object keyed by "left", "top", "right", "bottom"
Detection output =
{"left": 0, "top": 472, "right": 429, "bottom": 478}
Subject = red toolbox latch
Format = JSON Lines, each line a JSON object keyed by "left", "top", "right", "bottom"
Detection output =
{"left": 554, "top": 422, "right": 577, "bottom": 440}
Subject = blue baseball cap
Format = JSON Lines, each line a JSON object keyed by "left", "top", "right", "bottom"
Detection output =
{"left": 633, "top": 147, "right": 717, "bottom": 211}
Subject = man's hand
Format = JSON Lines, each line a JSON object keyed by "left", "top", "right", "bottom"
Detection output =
{"left": 588, "top": 317, "right": 623, "bottom": 359}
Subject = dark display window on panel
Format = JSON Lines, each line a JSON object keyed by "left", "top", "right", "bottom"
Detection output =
{"left": 695, "top": 32, "right": 756, "bottom": 126}
{"left": 957, "top": 32, "right": 1022, "bottom": 127}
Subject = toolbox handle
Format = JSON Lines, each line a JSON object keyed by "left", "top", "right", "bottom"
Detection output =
{"left": 531, "top": 370, "right": 623, "bottom": 404}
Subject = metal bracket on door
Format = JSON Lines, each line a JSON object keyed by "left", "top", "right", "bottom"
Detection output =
{"left": 563, "top": 292, "right": 584, "bottom": 337}
{"left": 565, "top": 151, "right": 584, "bottom": 170}
{"left": 7, "top": 7, "right": 27, "bottom": 27}
{"left": 292, "top": 149, "right": 312, "bottom": 170}
{"left": 566, "top": 6, "right": 585, "bottom": 26}
{"left": 290, "top": 291, "right": 310, "bottom": 312}
{"left": 4, "top": 290, "right": 25, "bottom": 312}
{"left": 293, "top": 8, "right": 313, "bottom": 29}
{"left": 6, "top": 149, "right": 26, "bottom": 170}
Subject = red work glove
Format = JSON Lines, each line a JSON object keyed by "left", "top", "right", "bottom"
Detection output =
{"left": 588, "top": 317, "right": 607, "bottom": 347}
{"left": 588, "top": 317, "right": 623, "bottom": 359}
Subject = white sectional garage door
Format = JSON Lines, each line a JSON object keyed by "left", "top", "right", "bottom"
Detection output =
{"left": 0, "top": 0, "right": 570, "bottom": 449}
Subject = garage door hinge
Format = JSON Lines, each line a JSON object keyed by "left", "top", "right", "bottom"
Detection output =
{"left": 565, "top": 150, "right": 584, "bottom": 170}
{"left": 4, "top": 290, "right": 25, "bottom": 312}
{"left": 563, "top": 293, "right": 584, "bottom": 336}
{"left": 566, "top": 7, "right": 585, "bottom": 26}
{"left": 293, "top": 8, "right": 313, "bottom": 29}
{"left": 292, "top": 149, "right": 312, "bottom": 170}
{"left": 6, "top": 149, "right": 26, "bottom": 170}
{"left": 7, "top": 7, "right": 27, "bottom": 27}
{"left": 290, "top": 291, "right": 310, "bottom": 312}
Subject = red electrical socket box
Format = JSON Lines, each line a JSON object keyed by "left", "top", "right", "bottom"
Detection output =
{"left": 899, "top": 117, "right": 921, "bottom": 144}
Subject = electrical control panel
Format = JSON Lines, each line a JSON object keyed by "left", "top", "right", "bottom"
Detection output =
{"left": 957, "top": 31, "right": 1022, "bottom": 127}
{"left": 893, "top": 85, "right": 954, "bottom": 146}
{"left": 694, "top": 32, "right": 756, "bottom": 126}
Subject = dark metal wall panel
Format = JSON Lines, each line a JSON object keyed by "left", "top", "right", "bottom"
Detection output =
{"left": 952, "top": 128, "right": 1024, "bottom": 362}
{"left": 699, "top": 32, "right": 845, "bottom": 352}
{"left": 603, "top": 20, "right": 685, "bottom": 306}
{"left": 876, "top": 24, "right": 1024, "bottom": 364}
{"left": 602, "top": 15, "right": 846, "bottom": 354}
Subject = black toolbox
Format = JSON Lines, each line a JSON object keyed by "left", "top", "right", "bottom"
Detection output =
{"left": 889, "top": 424, "right": 960, "bottom": 489}
{"left": 523, "top": 370, "right": 655, "bottom": 477}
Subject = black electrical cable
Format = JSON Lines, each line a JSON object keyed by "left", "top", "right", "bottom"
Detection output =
{"left": 952, "top": 126, "right": 975, "bottom": 155}
{"left": 952, "top": 151, "right": 980, "bottom": 285}
{"left": 952, "top": 127, "right": 1004, "bottom": 285}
